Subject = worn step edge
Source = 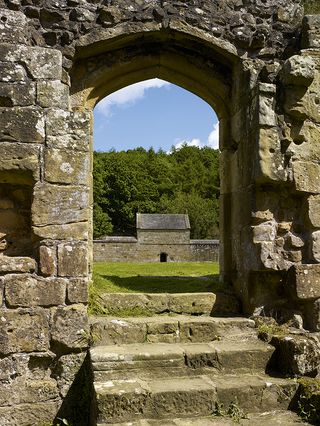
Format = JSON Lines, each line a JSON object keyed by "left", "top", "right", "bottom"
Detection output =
{"left": 96, "top": 409, "right": 307, "bottom": 425}
{"left": 90, "top": 316, "right": 256, "bottom": 345}
{"left": 93, "top": 374, "right": 299, "bottom": 424}
{"left": 90, "top": 341, "right": 273, "bottom": 373}
{"left": 98, "top": 292, "right": 217, "bottom": 316}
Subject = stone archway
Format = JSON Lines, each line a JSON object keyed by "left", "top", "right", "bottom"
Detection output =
{"left": 1, "top": 1, "right": 320, "bottom": 424}
{"left": 69, "top": 28, "right": 237, "bottom": 291}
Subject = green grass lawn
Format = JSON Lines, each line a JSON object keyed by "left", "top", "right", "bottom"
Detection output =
{"left": 93, "top": 262, "right": 223, "bottom": 294}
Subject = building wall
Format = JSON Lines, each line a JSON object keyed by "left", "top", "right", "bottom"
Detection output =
{"left": 137, "top": 229, "right": 190, "bottom": 244}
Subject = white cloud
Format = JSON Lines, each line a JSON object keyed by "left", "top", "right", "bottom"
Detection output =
{"left": 208, "top": 122, "right": 219, "bottom": 149}
{"left": 96, "top": 78, "right": 170, "bottom": 117}
{"left": 172, "top": 138, "right": 202, "bottom": 151}
{"left": 170, "top": 122, "right": 220, "bottom": 152}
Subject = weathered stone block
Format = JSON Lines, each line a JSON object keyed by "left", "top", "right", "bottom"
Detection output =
{"left": 147, "top": 320, "right": 178, "bottom": 335}
{"left": 44, "top": 148, "right": 90, "bottom": 185}
{"left": 0, "top": 143, "right": 40, "bottom": 180}
{"left": 308, "top": 195, "right": 320, "bottom": 227}
{"left": 168, "top": 293, "right": 216, "bottom": 315}
{"left": 53, "top": 352, "right": 86, "bottom": 397}
{"left": 254, "top": 241, "right": 292, "bottom": 271}
{"left": 0, "top": 107, "right": 45, "bottom": 143}
{"left": 0, "top": 44, "right": 62, "bottom": 80}
{"left": 281, "top": 55, "right": 315, "bottom": 86}
{"left": 284, "top": 83, "right": 320, "bottom": 122}
{"left": 146, "top": 293, "right": 169, "bottom": 313}
{"left": 67, "top": 278, "right": 88, "bottom": 303}
{"left": 0, "top": 256, "right": 36, "bottom": 273}
{"left": 0, "top": 63, "right": 26, "bottom": 83}
{"left": 0, "top": 308, "right": 49, "bottom": 354}
{"left": 0, "top": 402, "right": 59, "bottom": 426}
{"left": 57, "top": 242, "right": 88, "bottom": 277}
{"left": 293, "top": 161, "right": 320, "bottom": 193}
{"left": 179, "top": 320, "right": 220, "bottom": 342}
{"left": 0, "top": 353, "right": 29, "bottom": 383}
{"left": 304, "top": 298, "right": 320, "bottom": 331}
{"left": 272, "top": 334, "right": 320, "bottom": 376}
{"left": 290, "top": 121, "right": 320, "bottom": 156}
{"left": 287, "top": 264, "right": 320, "bottom": 300}
{"left": 37, "top": 81, "right": 69, "bottom": 108}
{"left": 0, "top": 376, "right": 59, "bottom": 406}
{"left": 27, "top": 351, "right": 56, "bottom": 380}
{"left": 0, "top": 83, "right": 36, "bottom": 106}
{"left": 46, "top": 109, "right": 91, "bottom": 152}
{"left": 287, "top": 233, "right": 304, "bottom": 249}
{"left": 258, "top": 84, "right": 277, "bottom": 127}
{"left": 98, "top": 293, "right": 149, "bottom": 313}
{"left": 284, "top": 250, "right": 302, "bottom": 263}
{"left": 252, "top": 221, "right": 276, "bottom": 243}
{"left": 5, "top": 274, "right": 66, "bottom": 307}
{"left": 251, "top": 209, "right": 274, "bottom": 224}
{"left": 277, "top": 222, "right": 292, "bottom": 233}
{"left": 302, "top": 30, "right": 320, "bottom": 49}
{"left": 51, "top": 304, "right": 89, "bottom": 350}
{"left": 0, "top": 9, "right": 28, "bottom": 44}
{"left": 256, "top": 127, "right": 286, "bottom": 182}
{"left": 312, "top": 231, "right": 320, "bottom": 262}
{"left": 303, "top": 15, "right": 320, "bottom": 31}
{"left": 90, "top": 318, "right": 147, "bottom": 346}
{"left": 33, "top": 222, "right": 89, "bottom": 240}
{"left": 32, "top": 183, "right": 89, "bottom": 226}
{"left": 39, "top": 245, "right": 56, "bottom": 277}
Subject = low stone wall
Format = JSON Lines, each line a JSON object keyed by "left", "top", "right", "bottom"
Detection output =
{"left": 190, "top": 240, "right": 220, "bottom": 262}
{"left": 93, "top": 238, "right": 220, "bottom": 263}
{"left": 93, "top": 237, "right": 138, "bottom": 262}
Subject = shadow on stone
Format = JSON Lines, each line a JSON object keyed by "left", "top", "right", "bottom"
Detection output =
{"left": 54, "top": 353, "right": 93, "bottom": 426}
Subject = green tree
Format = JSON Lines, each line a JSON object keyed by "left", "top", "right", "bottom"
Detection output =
{"left": 93, "top": 145, "right": 220, "bottom": 239}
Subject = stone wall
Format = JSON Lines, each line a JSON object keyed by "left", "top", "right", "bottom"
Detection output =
{"left": 93, "top": 238, "right": 219, "bottom": 263}
{"left": 0, "top": 8, "right": 91, "bottom": 425}
{"left": 137, "top": 229, "right": 190, "bottom": 245}
{"left": 190, "top": 240, "right": 220, "bottom": 262}
{"left": 0, "top": 1, "right": 320, "bottom": 424}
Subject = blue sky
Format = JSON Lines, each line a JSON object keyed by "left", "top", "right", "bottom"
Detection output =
{"left": 93, "top": 78, "right": 219, "bottom": 152}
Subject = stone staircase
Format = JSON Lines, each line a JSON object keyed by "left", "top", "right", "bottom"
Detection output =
{"left": 89, "top": 293, "right": 308, "bottom": 425}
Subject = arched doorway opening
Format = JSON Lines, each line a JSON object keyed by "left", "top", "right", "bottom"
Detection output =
{"left": 70, "top": 28, "right": 238, "bottom": 297}
{"left": 91, "top": 77, "right": 221, "bottom": 296}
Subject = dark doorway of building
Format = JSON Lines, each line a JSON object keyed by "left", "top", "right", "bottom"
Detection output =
{"left": 160, "top": 252, "right": 168, "bottom": 263}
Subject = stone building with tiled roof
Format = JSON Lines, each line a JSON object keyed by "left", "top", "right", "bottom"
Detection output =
{"left": 94, "top": 214, "right": 219, "bottom": 263}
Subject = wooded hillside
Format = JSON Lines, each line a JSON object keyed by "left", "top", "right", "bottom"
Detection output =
{"left": 93, "top": 145, "right": 220, "bottom": 239}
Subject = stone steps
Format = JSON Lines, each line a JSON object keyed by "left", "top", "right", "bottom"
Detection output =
{"left": 90, "top": 306, "right": 304, "bottom": 424}
{"left": 92, "top": 373, "right": 299, "bottom": 424}
{"left": 90, "top": 315, "right": 256, "bottom": 345}
{"left": 97, "top": 409, "right": 307, "bottom": 425}
{"left": 90, "top": 341, "right": 274, "bottom": 381}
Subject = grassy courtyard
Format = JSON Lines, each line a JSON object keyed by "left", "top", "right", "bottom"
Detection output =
{"left": 93, "top": 262, "right": 221, "bottom": 294}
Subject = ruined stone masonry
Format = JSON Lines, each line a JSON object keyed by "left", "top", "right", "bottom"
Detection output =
{"left": 0, "top": 0, "right": 320, "bottom": 424}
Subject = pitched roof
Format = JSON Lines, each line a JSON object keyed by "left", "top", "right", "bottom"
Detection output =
{"left": 136, "top": 214, "right": 190, "bottom": 230}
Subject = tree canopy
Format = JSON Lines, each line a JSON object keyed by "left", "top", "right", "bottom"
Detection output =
{"left": 93, "top": 145, "right": 220, "bottom": 239}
